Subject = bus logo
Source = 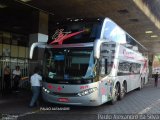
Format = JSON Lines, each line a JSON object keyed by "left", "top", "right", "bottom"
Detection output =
{"left": 57, "top": 86, "right": 62, "bottom": 92}
{"left": 123, "top": 49, "right": 135, "bottom": 59}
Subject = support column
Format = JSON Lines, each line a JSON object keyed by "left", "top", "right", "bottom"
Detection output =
{"left": 148, "top": 53, "right": 154, "bottom": 77}
{"left": 29, "top": 11, "right": 49, "bottom": 74}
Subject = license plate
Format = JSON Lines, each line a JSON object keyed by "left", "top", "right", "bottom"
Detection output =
{"left": 58, "top": 98, "right": 69, "bottom": 102}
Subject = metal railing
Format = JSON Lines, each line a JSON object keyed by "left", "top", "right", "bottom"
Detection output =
{"left": 0, "top": 57, "right": 29, "bottom": 96}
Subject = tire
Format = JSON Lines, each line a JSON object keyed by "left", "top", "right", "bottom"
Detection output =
{"left": 110, "top": 84, "right": 119, "bottom": 104}
{"left": 141, "top": 78, "right": 144, "bottom": 89}
{"left": 119, "top": 82, "right": 126, "bottom": 100}
{"left": 138, "top": 78, "right": 143, "bottom": 90}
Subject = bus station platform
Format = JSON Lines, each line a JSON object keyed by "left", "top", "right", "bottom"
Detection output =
{"left": 1, "top": 78, "right": 160, "bottom": 120}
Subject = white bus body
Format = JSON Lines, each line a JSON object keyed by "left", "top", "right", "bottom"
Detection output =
{"left": 30, "top": 18, "right": 148, "bottom": 106}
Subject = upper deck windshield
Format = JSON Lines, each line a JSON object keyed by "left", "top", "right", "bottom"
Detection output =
{"left": 49, "top": 19, "right": 102, "bottom": 44}
{"left": 43, "top": 47, "right": 96, "bottom": 84}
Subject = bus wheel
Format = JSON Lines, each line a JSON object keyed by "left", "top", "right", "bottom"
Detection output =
{"left": 138, "top": 78, "right": 143, "bottom": 90}
{"left": 141, "top": 78, "right": 144, "bottom": 89}
{"left": 110, "top": 84, "right": 119, "bottom": 104}
{"left": 119, "top": 82, "right": 126, "bottom": 100}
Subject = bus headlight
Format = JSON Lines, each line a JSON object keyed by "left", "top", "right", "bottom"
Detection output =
{"left": 77, "top": 87, "right": 98, "bottom": 96}
{"left": 42, "top": 87, "right": 50, "bottom": 94}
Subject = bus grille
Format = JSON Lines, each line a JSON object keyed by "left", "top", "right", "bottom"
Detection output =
{"left": 50, "top": 92, "right": 78, "bottom": 97}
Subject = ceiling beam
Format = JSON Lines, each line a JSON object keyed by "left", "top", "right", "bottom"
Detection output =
{"left": 133, "top": 0, "right": 160, "bottom": 30}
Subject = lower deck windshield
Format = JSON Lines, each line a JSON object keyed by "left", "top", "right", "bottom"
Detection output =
{"left": 43, "top": 47, "right": 96, "bottom": 83}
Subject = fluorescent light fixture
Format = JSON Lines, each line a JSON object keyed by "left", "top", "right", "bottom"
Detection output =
{"left": 145, "top": 31, "right": 153, "bottom": 34}
{"left": 66, "top": 18, "right": 71, "bottom": 20}
{"left": 74, "top": 19, "right": 79, "bottom": 22}
{"left": 19, "top": 0, "right": 31, "bottom": 2}
{"left": 0, "top": 4, "right": 7, "bottom": 8}
{"left": 151, "top": 35, "right": 158, "bottom": 38}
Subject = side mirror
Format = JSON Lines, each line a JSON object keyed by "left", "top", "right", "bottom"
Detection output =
{"left": 29, "top": 42, "right": 49, "bottom": 59}
{"left": 94, "top": 39, "right": 106, "bottom": 59}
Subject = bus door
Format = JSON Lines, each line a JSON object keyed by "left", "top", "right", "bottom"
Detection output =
{"left": 129, "top": 63, "right": 141, "bottom": 90}
{"left": 99, "top": 57, "right": 109, "bottom": 103}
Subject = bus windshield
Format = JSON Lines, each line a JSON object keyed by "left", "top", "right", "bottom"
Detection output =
{"left": 43, "top": 47, "right": 96, "bottom": 83}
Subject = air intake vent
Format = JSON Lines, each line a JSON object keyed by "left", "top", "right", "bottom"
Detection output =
{"left": 117, "top": 9, "right": 129, "bottom": 14}
{"left": 129, "top": 18, "right": 139, "bottom": 22}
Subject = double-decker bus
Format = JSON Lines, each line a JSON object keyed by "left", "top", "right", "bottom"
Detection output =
{"left": 30, "top": 18, "right": 148, "bottom": 106}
